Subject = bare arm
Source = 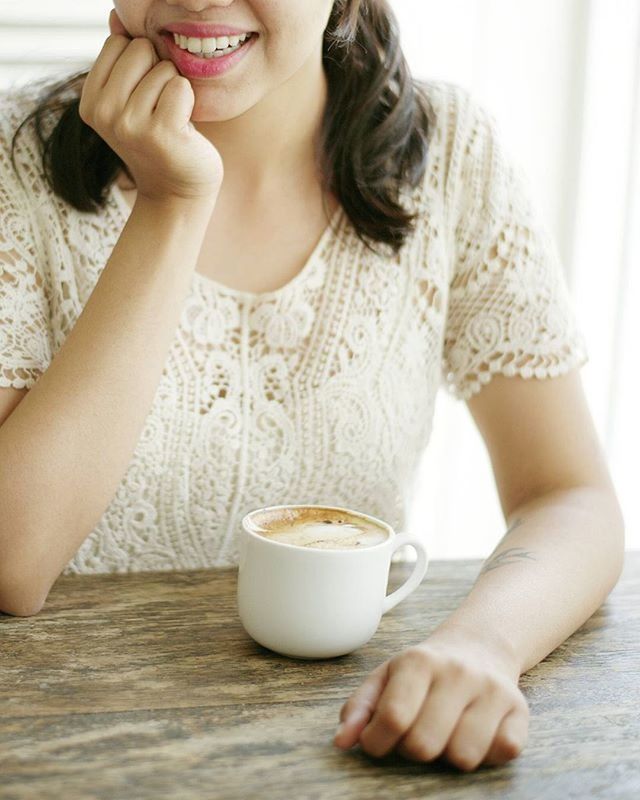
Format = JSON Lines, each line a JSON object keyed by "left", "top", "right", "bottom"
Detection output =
{"left": 428, "top": 369, "right": 625, "bottom": 672}
{"left": 0, "top": 195, "right": 215, "bottom": 616}
{"left": 426, "top": 485, "right": 625, "bottom": 675}
{"left": 334, "top": 369, "right": 625, "bottom": 770}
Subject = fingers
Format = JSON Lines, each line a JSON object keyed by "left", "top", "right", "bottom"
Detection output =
{"left": 334, "top": 661, "right": 390, "bottom": 750}
{"left": 334, "top": 644, "right": 530, "bottom": 772}
{"left": 441, "top": 690, "right": 514, "bottom": 771}
{"left": 108, "top": 9, "right": 130, "bottom": 38}
{"left": 357, "top": 652, "right": 434, "bottom": 757}
{"left": 393, "top": 673, "right": 474, "bottom": 762}
{"left": 483, "top": 704, "right": 530, "bottom": 765}
{"left": 82, "top": 7, "right": 158, "bottom": 126}
{"left": 125, "top": 61, "right": 181, "bottom": 120}
{"left": 104, "top": 38, "right": 160, "bottom": 114}
{"left": 154, "top": 75, "right": 195, "bottom": 131}
{"left": 80, "top": 35, "right": 130, "bottom": 118}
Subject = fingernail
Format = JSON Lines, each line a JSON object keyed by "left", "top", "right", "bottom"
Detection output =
{"left": 335, "top": 722, "right": 346, "bottom": 738}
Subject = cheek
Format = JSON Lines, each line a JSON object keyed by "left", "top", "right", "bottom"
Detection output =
{"left": 113, "top": 0, "right": 147, "bottom": 38}
{"left": 269, "top": 28, "right": 318, "bottom": 73}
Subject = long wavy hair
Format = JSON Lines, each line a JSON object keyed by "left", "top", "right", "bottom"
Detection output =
{"left": 10, "top": 0, "right": 432, "bottom": 255}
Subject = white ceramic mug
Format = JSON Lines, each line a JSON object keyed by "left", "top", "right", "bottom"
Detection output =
{"left": 237, "top": 504, "right": 429, "bottom": 659}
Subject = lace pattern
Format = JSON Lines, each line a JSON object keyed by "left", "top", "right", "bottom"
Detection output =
{"left": 441, "top": 90, "right": 589, "bottom": 400}
{"left": 0, "top": 98, "right": 52, "bottom": 389}
{"left": 0, "top": 79, "right": 588, "bottom": 574}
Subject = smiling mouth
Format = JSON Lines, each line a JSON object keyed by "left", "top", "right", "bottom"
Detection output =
{"left": 160, "top": 30, "right": 258, "bottom": 45}
{"left": 162, "top": 30, "right": 258, "bottom": 58}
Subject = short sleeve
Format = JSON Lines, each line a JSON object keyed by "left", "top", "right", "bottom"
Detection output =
{"left": 0, "top": 105, "right": 53, "bottom": 390}
{"left": 441, "top": 89, "right": 589, "bottom": 402}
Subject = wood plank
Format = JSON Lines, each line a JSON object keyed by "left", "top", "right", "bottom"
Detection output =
{"left": 1, "top": 556, "right": 639, "bottom": 798}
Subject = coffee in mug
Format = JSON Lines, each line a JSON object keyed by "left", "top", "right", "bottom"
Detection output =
{"left": 237, "top": 504, "right": 429, "bottom": 659}
{"left": 251, "top": 506, "right": 389, "bottom": 550}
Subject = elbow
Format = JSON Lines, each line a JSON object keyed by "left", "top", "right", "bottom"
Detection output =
{"left": 612, "top": 495, "right": 626, "bottom": 571}
{"left": 590, "top": 484, "right": 626, "bottom": 582}
{"left": 0, "top": 594, "right": 45, "bottom": 617}
{"left": 0, "top": 579, "right": 46, "bottom": 616}
{"left": 0, "top": 518, "right": 59, "bottom": 617}
{"left": 607, "top": 502, "right": 626, "bottom": 592}
{"left": 0, "top": 561, "right": 49, "bottom": 618}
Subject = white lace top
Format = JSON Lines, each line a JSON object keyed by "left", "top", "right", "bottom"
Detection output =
{"left": 0, "top": 78, "right": 589, "bottom": 575}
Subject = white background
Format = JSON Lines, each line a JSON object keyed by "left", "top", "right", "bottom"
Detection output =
{"left": 1, "top": 0, "right": 637, "bottom": 558}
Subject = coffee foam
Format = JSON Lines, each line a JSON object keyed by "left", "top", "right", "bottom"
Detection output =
{"left": 248, "top": 506, "right": 389, "bottom": 550}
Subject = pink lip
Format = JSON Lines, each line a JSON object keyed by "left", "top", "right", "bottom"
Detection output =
{"left": 163, "top": 23, "right": 255, "bottom": 38}
{"left": 162, "top": 31, "right": 257, "bottom": 79}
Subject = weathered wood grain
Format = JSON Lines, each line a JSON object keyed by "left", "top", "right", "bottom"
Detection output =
{"left": 1, "top": 554, "right": 639, "bottom": 799}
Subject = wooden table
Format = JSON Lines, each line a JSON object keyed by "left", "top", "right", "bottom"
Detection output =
{"left": 2, "top": 553, "right": 639, "bottom": 800}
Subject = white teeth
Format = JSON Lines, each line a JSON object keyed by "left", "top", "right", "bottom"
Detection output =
{"left": 172, "top": 32, "right": 250, "bottom": 54}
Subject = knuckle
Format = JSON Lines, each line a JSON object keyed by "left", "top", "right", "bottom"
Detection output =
{"left": 379, "top": 703, "right": 409, "bottom": 734}
{"left": 113, "top": 116, "right": 135, "bottom": 140}
{"left": 399, "top": 647, "right": 431, "bottom": 671}
{"left": 484, "top": 674, "right": 506, "bottom": 696}
{"left": 92, "top": 105, "right": 112, "bottom": 131}
{"left": 445, "top": 657, "right": 474, "bottom": 681}
{"left": 414, "top": 642, "right": 443, "bottom": 665}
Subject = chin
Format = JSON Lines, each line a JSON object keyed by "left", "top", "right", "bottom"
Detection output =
{"left": 190, "top": 108, "right": 233, "bottom": 123}
{"left": 190, "top": 97, "right": 252, "bottom": 123}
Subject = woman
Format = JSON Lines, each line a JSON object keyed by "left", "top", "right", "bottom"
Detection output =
{"left": 0, "top": 0, "right": 624, "bottom": 773}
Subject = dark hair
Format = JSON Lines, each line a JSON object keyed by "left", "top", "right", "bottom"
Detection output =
{"left": 10, "top": 0, "right": 431, "bottom": 256}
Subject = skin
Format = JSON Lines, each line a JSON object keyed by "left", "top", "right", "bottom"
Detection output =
{"left": 336, "top": 370, "right": 624, "bottom": 770}
{"left": 112, "top": 0, "right": 334, "bottom": 199}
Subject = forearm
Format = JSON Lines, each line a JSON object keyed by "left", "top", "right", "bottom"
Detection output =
{"left": 428, "top": 485, "right": 625, "bottom": 676}
{"left": 0, "top": 195, "right": 215, "bottom": 615}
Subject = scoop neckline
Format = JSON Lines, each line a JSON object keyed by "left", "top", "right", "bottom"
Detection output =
{"left": 109, "top": 181, "right": 344, "bottom": 302}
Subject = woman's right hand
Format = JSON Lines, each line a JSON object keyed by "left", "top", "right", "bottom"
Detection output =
{"left": 79, "top": 9, "right": 224, "bottom": 204}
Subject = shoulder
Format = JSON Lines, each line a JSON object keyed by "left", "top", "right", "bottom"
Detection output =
{"left": 414, "top": 78, "right": 497, "bottom": 142}
{"left": 407, "top": 79, "right": 501, "bottom": 211}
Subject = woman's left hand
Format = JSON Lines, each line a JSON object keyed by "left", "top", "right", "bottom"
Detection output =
{"left": 333, "top": 627, "right": 529, "bottom": 771}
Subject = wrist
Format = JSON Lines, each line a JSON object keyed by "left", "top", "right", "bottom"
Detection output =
{"left": 134, "top": 193, "right": 217, "bottom": 223}
{"left": 423, "top": 618, "right": 522, "bottom": 683}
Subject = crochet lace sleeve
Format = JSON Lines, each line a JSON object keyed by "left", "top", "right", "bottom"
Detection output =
{"left": 441, "top": 91, "right": 589, "bottom": 402}
{"left": 0, "top": 118, "right": 52, "bottom": 390}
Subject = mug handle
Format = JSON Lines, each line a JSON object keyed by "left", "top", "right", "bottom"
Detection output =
{"left": 382, "top": 533, "right": 429, "bottom": 615}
